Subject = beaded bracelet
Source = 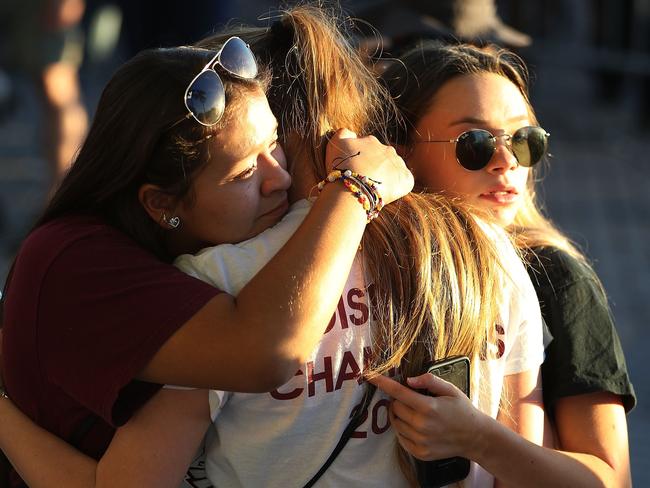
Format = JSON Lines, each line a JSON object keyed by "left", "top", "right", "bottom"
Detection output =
{"left": 347, "top": 174, "right": 384, "bottom": 219}
{"left": 317, "top": 169, "right": 384, "bottom": 222}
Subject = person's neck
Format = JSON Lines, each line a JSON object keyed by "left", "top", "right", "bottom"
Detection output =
{"left": 285, "top": 136, "right": 319, "bottom": 203}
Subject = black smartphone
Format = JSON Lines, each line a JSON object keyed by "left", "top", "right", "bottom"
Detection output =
{"left": 414, "top": 356, "right": 471, "bottom": 488}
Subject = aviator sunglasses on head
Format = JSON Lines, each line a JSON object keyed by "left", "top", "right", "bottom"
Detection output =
{"left": 416, "top": 126, "right": 550, "bottom": 171}
{"left": 183, "top": 36, "right": 258, "bottom": 127}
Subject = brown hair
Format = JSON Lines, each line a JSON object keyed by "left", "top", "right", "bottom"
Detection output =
{"left": 36, "top": 45, "right": 268, "bottom": 260}
{"left": 201, "top": 9, "right": 504, "bottom": 485}
{"left": 1, "top": 45, "right": 269, "bottom": 328}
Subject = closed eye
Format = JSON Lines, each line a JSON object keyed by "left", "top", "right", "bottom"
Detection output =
{"left": 232, "top": 163, "right": 257, "bottom": 181}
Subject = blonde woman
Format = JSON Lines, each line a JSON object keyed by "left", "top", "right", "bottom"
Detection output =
{"left": 377, "top": 41, "right": 635, "bottom": 487}
{"left": 0, "top": 8, "right": 543, "bottom": 488}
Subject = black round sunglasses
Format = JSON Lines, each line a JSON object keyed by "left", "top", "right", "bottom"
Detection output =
{"left": 416, "top": 126, "right": 550, "bottom": 171}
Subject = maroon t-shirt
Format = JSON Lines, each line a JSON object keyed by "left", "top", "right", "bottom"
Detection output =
{"left": 2, "top": 215, "right": 220, "bottom": 484}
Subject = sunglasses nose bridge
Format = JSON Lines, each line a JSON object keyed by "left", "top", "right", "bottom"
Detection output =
{"left": 493, "top": 134, "right": 520, "bottom": 160}
{"left": 487, "top": 134, "right": 520, "bottom": 171}
{"left": 494, "top": 133, "right": 512, "bottom": 147}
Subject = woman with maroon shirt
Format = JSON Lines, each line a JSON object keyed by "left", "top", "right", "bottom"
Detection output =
{"left": 0, "top": 33, "right": 413, "bottom": 486}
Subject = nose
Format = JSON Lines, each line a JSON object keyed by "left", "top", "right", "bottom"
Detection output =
{"left": 259, "top": 151, "right": 292, "bottom": 197}
{"left": 485, "top": 135, "right": 518, "bottom": 174}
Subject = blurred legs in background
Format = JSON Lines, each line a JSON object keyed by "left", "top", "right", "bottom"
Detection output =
{"left": 0, "top": 0, "right": 88, "bottom": 195}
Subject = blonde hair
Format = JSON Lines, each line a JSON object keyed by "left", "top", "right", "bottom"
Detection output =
{"left": 200, "top": 7, "right": 505, "bottom": 485}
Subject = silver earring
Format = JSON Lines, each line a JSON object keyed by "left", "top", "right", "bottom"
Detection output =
{"left": 161, "top": 213, "right": 181, "bottom": 229}
{"left": 168, "top": 216, "right": 181, "bottom": 229}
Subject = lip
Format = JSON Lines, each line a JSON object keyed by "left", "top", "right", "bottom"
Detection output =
{"left": 479, "top": 185, "right": 519, "bottom": 205}
{"left": 260, "top": 198, "right": 289, "bottom": 220}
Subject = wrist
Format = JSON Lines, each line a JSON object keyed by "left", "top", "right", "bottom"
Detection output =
{"left": 466, "top": 409, "right": 495, "bottom": 462}
{"left": 317, "top": 169, "right": 383, "bottom": 222}
{"left": 316, "top": 182, "right": 368, "bottom": 222}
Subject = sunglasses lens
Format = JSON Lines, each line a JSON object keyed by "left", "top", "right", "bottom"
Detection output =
{"left": 218, "top": 36, "right": 258, "bottom": 79}
{"left": 511, "top": 126, "right": 548, "bottom": 167}
{"left": 185, "top": 70, "right": 225, "bottom": 126}
{"left": 456, "top": 130, "right": 495, "bottom": 170}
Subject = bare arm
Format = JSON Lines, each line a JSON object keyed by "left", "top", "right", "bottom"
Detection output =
{"left": 0, "top": 133, "right": 413, "bottom": 485}
{"left": 0, "top": 388, "right": 210, "bottom": 488}
{"left": 371, "top": 374, "right": 630, "bottom": 488}
{"left": 554, "top": 392, "right": 631, "bottom": 487}
{"left": 140, "top": 131, "right": 413, "bottom": 392}
{"left": 494, "top": 369, "right": 545, "bottom": 488}
{"left": 471, "top": 394, "right": 630, "bottom": 488}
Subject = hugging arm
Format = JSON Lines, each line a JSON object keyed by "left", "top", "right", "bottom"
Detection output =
{"left": 0, "top": 321, "right": 209, "bottom": 488}
{"left": 139, "top": 131, "right": 413, "bottom": 392}
{"left": 0, "top": 132, "right": 413, "bottom": 486}
{"left": 0, "top": 387, "right": 210, "bottom": 488}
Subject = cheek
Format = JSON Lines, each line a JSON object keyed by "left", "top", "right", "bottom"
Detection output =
{"left": 512, "top": 167, "right": 530, "bottom": 192}
{"left": 219, "top": 187, "right": 255, "bottom": 220}
{"left": 220, "top": 184, "right": 262, "bottom": 231}
{"left": 410, "top": 145, "right": 458, "bottom": 189}
{"left": 184, "top": 187, "right": 232, "bottom": 232}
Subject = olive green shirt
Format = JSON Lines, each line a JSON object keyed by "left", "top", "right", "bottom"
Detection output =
{"left": 526, "top": 247, "right": 636, "bottom": 418}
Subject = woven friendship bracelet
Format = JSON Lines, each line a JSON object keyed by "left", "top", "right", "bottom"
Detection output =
{"left": 346, "top": 174, "right": 384, "bottom": 220}
{"left": 317, "top": 169, "right": 384, "bottom": 222}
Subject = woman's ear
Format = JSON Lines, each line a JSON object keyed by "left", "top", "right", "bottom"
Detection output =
{"left": 138, "top": 184, "right": 175, "bottom": 229}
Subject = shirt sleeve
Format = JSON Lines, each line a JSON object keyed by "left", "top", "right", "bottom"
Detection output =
{"left": 175, "top": 201, "right": 313, "bottom": 421}
{"left": 37, "top": 232, "right": 221, "bottom": 427}
{"left": 487, "top": 225, "right": 545, "bottom": 376}
{"left": 504, "top": 279, "right": 545, "bottom": 376}
{"left": 208, "top": 390, "right": 231, "bottom": 422}
{"left": 174, "top": 199, "right": 311, "bottom": 295}
{"left": 536, "top": 252, "right": 636, "bottom": 413}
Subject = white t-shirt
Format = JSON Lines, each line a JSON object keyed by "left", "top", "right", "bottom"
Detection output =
{"left": 465, "top": 220, "right": 546, "bottom": 487}
{"left": 174, "top": 200, "right": 544, "bottom": 488}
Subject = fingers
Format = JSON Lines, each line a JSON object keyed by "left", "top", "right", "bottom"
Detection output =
{"left": 390, "top": 404, "right": 425, "bottom": 457}
{"left": 370, "top": 373, "right": 459, "bottom": 411}
{"left": 390, "top": 403, "right": 421, "bottom": 445}
{"left": 406, "top": 373, "right": 462, "bottom": 398}
{"left": 368, "top": 375, "right": 431, "bottom": 411}
{"left": 331, "top": 128, "right": 358, "bottom": 140}
{"left": 390, "top": 402, "right": 438, "bottom": 461}
{"left": 395, "top": 433, "right": 420, "bottom": 459}
{"left": 390, "top": 395, "right": 420, "bottom": 428}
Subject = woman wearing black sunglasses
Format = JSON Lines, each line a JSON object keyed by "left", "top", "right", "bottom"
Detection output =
{"left": 373, "top": 41, "right": 635, "bottom": 487}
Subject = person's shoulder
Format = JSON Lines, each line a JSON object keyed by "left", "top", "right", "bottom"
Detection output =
{"left": 18, "top": 214, "right": 145, "bottom": 273}
{"left": 21, "top": 215, "right": 104, "bottom": 256}
{"left": 526, "top": 246, "right": 591, "bottom": 288}
{"left": 530, "top": 246, "right": 577, "bottom": 267}
{"left": 27, "top": 214, "right": 121, "bottom": 248}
